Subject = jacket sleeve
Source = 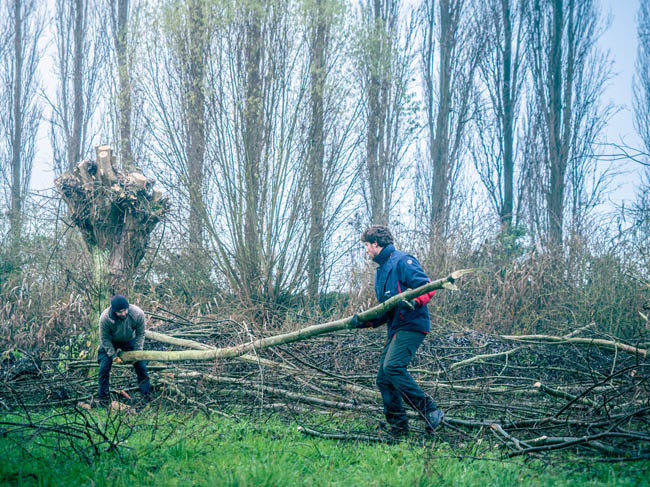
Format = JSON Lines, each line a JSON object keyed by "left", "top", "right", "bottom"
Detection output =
{"left": 134, "top": 312, "right": 146, "bottom": 351}
{"left": 99, "top": 313, "right": 116, "bottom": 357}
{"left": 397, "top": 255, "right": 436, "bottom": 307}
{"left": 413, "top": 289, "right": 436, "bottom": 308}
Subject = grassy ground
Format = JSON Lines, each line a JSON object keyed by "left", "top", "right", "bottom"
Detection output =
{"left": 0, "top": 409, "right": 648, "bottom": 487}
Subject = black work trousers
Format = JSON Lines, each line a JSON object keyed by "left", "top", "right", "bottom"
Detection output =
{"left": 97, "top": 339, "right": 150, "bottom": 400}
{"left": 376, "top": 330, "right": 437, "bottom": 430}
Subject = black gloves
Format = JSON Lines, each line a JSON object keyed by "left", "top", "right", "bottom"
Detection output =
{"left": 350, "top": 314, "right": 364, "bottom": 328}
{"left": 397, "top": 299, "right": 418, "bottom": 312}
{"left": 351, "top": 314, "right": 385, "bottom": 329}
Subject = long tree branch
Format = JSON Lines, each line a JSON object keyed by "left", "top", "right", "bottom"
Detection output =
{"left": 499, "top": 334, "right": 648, "bottom": 358}
{"left": 120, "top": 269, "right": 474, "bottom": 362}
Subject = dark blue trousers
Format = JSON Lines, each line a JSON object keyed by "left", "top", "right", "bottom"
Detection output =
{"left": 376, "top": 330, "right": 437, "bottom": 430}
{"left": 98, "top": 340, "right": 150, "bottom": 400}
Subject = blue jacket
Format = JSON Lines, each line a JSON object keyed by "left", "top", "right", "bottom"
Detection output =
{"left": 372, "top": 244, "right": 434, "bottom": 338}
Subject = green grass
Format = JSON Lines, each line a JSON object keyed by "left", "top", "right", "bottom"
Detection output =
{"left": 0, "top": 410, "right": 648, "bottom": 487}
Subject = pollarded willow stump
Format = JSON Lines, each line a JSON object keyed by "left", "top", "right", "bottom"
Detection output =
{"left": 55, "top": 145, "right": 169, "bottom": 295}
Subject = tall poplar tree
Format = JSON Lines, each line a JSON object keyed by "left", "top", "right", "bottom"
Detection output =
{"left": 0, "top": 0, "right": 43, "bottom": 253}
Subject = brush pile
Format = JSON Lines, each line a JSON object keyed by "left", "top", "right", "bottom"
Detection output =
{"left": 1, "top": 305, "right": 648, "bottom": 461}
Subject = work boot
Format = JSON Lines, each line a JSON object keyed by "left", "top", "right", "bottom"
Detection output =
{"left": 388, "top": 426, "right": 409, "bottom": 441}
{"left": 135, "top": 394, "right": 151, "bottom": 411}
{"left": 424, "top": 408, "right": 445, "bottom": 433}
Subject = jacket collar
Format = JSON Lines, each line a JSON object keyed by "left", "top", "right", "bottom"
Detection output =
{"left": 373, "top": 243, "right": 395, "bottom": 266}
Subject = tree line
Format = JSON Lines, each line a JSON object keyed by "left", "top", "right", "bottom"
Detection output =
{"left": 0, "top": 0, "right": 648, "bottom": 314}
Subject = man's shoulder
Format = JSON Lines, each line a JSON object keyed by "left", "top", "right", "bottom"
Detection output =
{"left": 395, "top": 252, "right": 427, "bottom": 273}
{"left": 99, "top": 307, "right": 112, "bottom": 324}
{"left": 129, "top": 304, "right": 145, "bottom": 320}
{"left": 386, "top": 248, "right": 406, "bottom": 260}
{"left": 394, "top": 250, "right": 419, "bottom": 264}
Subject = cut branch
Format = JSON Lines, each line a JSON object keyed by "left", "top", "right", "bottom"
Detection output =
{"left": 500, "top": 334, "right": 648, "bottom": 358}
{"left": 120, "top": 269, "right": 474, "bottom": 362}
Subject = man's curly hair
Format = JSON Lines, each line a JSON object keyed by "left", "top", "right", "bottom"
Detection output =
{"left": 361, "top": 225, "right": 394, "bottom": 248}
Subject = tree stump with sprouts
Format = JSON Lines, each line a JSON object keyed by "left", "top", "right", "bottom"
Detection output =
{"left": 56, "top": 145, "right": 169, "bottom": 297}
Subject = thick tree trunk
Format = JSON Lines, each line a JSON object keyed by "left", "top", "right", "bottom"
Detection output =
{"left": 501, "top": 0, "right": 515, "bottom": 228}
{"left": 364, "top": 0, "right": 395, "bottom": 227}
{"left": 56, "top": 145, "right": 168, "bottom": 296}
{"left": 186, "top": 0, "right": 206, "bottom": 248}
{"left": 241, "top": 6, "right": 264, "bottom": 302}
{"left": 307, "top": 0, "right": 328, "bottom": 308}
{"left": 429, "top": 0, "right": 454, "bottom": 242}
{"left": 68, "top": 0, "right": 84, "bottom": 170}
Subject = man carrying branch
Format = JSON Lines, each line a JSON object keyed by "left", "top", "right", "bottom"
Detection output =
{"left": 353, "top": 225, "right": 444, "bottom": 438}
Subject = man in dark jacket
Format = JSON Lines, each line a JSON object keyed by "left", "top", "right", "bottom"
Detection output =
{"left": 353, "top": 225, "right": 444, "bottom": 437}
{"left": 97, "top": 295, "right": 151, "bottom": 405}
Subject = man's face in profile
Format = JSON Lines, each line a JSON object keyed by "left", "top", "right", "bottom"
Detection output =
{"left": 364, "top": 241, "right": 382, "bottom": 258}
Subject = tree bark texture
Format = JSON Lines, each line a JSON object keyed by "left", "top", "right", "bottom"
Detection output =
{"left": 307, "top": 0, "right": 329, "bottom": 307}
{"left": 56, "top": 145, "right": 168, "bottom": 295}
{"left": 185, "top": 0, "right": 207, "bottom": 248}
{"left": 363, "top": 0, "right": 401, "bottom": 226}
{"left": 68, "top": 0, "right": 85, "bottom": 170}
{"left": 429, "top": 0, "right": 453, "bottom": 237}
{"left": 421, "top": 0, "right": 480, "bottom": 244}
{"left": 500, "top": 0, "right": 516, "bottom": 227}
{"left": 9, "top": 0, "right": 24, "bottom": 250}
{"left": 114, "top": 0, "right": 133, "bottom": 170}
{"left": 241, "top": 3, "right": 264, "bottom": 302}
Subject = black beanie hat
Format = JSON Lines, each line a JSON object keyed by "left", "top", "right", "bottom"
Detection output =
{"left": 111, "top": 295, "right": 129, "bottom": 312}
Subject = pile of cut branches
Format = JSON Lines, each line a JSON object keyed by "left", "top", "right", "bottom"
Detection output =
{"left": 1, "top": 271, "right": 648, "bottom": 461}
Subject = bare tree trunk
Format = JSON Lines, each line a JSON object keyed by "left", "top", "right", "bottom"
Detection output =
{"left": 9, "top": 0, "right": 24, "bottom": 250}
{"left": 358, "top": 0, "right": 415, "bottom": 226}
{"left": 49, "top": 0, "right": 100, "bottom": 176}
{"left": 241, "top": 4, "right": 264, "bottom": 302}
{"left": 545, "top": 0, "right": 567, "bottom": 248}
{"left": 500, "top": 0, "right": 517, "bottom": 227}
{"left": 472, "top": 0, "right": 526, "bottom": 230}
{"left": 526, "top": 0, "right": 610, "bottom": 248}
{"left": 365, "top": 0, "right": 387, "bottom": 225}
{"left": 114, "top": 0, "right": 133, "bottom": 170}
{"left": 2, "top": 0, "right": 42, "bottom": 256}
{"left": 429, "top": 0, "right": 451, "bottom": 235}
{"left": 419, "top": 0, "right": 480, "bottom": 246}
{"left": 139, "top": 0, "right": 209, "bottom": 253}
{"left": 200, "top": 0, "right": 322, "bottom": 311}
{"left": 632, "top": 0, "right": 650, "bottom": 245}
{"left": 68, "top": 0, "right": 84, "bottom": 169}
{"left": 185, "top": 0, "right": 207, "bottom": 248}
{"left": 307, "top": 0, "right": 329, "bottom": 307}
{"left": 635, "top": 0, "right": 650, "bottom": 155}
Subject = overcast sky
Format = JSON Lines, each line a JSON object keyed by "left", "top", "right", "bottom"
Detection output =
{"left": 31, "top": 0, "right": 645, "bottom": 212}
{"left": 599, "top": 0, "right": 643, "bottom": 208}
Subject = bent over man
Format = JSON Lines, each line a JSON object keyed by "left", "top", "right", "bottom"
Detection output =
{"left": 353, "top": 225, "right": 444, "bottom": 438}
{"left": 97, "top": 295, "right": 151, "bottom": 405}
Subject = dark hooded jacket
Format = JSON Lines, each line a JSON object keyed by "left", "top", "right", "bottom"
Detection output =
{"left": 372, "top": 244, "right": 435, "bottom": 339}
